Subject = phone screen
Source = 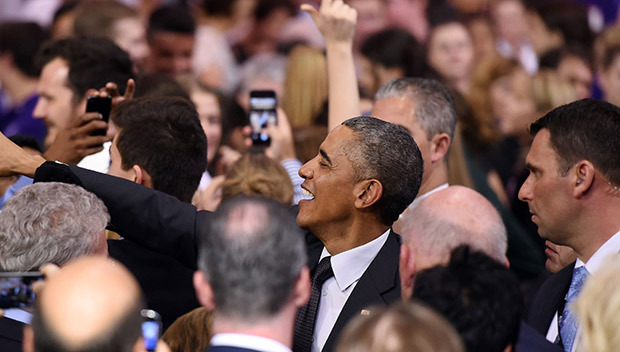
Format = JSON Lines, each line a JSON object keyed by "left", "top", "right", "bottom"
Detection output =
{"left": 249, "top": 91, "right": 277, "bottom": 146}
{"left": 86, "top": 96, "right": 112, "bottom": 136}
{"left": 0, "top": 272, "right": 44, "bottom": 310}
{"left": 141, "top": 309, "right": 162, "bottom": 351}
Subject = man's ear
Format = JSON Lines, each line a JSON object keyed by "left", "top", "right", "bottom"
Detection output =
{"left": 132, "top": 165, "right": 153, "bottom": 189}
{"left": 292, "top": 266, "right": 311, "bottom": 308}
{"left": 399, "top": 243, "right": 417, "bottom": 302}
{"left": 573, "top": 160, "right": 595, "bottom": 198}
{"left": 430, "top": 133, "right": 451, "bottom": 164}
{"left": 193, "top": 270, "right": 216, "bottom": 310}
{"left": 354, "top": 179, "right": 383, "bottom": 209}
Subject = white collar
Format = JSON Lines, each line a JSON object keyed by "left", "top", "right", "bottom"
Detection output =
{"left": 3, "top": 309, "right": 32, "bottom": 324}
{"left": 408, "top": 183, "right": 449, "bottom": 210}
{"left": 210, "top": 333, "right": 291, "bottom": 352}
{"left": 319, "top": 229, "right": 390, "bottom": 292}
{"left": 575, "top": 229, "right": 620, "bottom": 274}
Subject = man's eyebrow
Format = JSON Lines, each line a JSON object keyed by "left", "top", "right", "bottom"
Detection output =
{"left": 319, "top": 149, "right": 332, "bottom": 166}
{"left": 525, "top": 162, "right": 537, "bottom": 172}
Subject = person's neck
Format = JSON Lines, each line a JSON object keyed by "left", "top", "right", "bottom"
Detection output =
{"left": 314, "top": 216, "right": 389, "bottom": 255}
{"left": 212, "top": 307, "right": 296, "bottom": 348}
{"left": 418, "top": 165, "right": 448, "bottom": 197}
{"left": 2, "top": 71, "right": 37, "bottom": 105}
{"left": 568, "top": 190, "right": 620, "bottom": 263}
{"left": 201, "top": 15, "right": 235, "bottom": 32}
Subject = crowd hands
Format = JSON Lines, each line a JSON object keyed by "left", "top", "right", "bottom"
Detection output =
{"left": 2, "top": 0, "right": 620, "bottom": 351}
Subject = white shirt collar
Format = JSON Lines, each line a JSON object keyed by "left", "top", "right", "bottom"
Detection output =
{"left": 319, "top": 229, "right": 390, "bottom": 292}
{"left": 408, "top": 183, "right": 449, "bottom": 210}
{"left": 3, "top": 308, "right": 32, "bottom": 324}
{"left": 575, "top": 229, "right": 620, "bottom": 274}
{"left": 210, "top": 333, "right": 291, "bottom": 352}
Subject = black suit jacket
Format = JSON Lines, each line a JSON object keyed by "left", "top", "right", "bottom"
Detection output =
{"left": 0, "top": 317, "right": 24, "bottom": 352}
{"left": 515, "top": 322, "right": 563, "bottom": 352}
{"left": 34, "top": 162, "right": 401, "bottom": 352}
{"left": 526, "top": 263, "right": 574, "bottom": 336}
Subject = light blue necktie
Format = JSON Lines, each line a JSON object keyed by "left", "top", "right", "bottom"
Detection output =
{"left": 559, "top": 266, "right": 589, "bottom": 352}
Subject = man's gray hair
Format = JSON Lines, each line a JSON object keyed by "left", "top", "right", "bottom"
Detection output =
{"left": 0, "top": 182, "right": 110, "bottom": 271}
{"left": 198, "top": 196, "right": 306, "bottom": 322}
{"left": 375, "top": 77, "right": 457, "bottom": 141}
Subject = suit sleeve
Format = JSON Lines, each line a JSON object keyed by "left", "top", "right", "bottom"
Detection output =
{"left": 34, "top": 161, "right": 202, "bottom": 269}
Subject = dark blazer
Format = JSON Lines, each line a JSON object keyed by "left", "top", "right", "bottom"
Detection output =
{"left": 515, "top": 322, "right": 563, "bottom": 352}
{"left": 526, "top": 263, "right": 574, "bottom": 336}
{"left": 107, "top": 239, "right": 200, "bottom": 331}
{"left": 34, "top": 162, "right": 401, "bottom": 352}
{"left": 0, "top": 317, "right": 24, "bottom": 352}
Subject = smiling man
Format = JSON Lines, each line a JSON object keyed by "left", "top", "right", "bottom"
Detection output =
{"left": 520, "top": 99, "right": 620, "bottom": 351}
{"left": 0, "top": 115, "right": 423, "bottom": 352}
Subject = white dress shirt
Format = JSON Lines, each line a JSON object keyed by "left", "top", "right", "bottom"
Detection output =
{"left": 545, "top": 229, "right": 620, "bottom": 348}
{"left": 210, "top": 333, "right": 292, "bottom": 352}
{"left": 407, "top": 183, "right": 449, "bottom": 211}
{"left": 312, "top": 229, "right": 390, "bottom": 352}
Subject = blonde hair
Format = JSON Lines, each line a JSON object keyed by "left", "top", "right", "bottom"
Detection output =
{"left": 221, "top": 153, "right": 293, "bottom": 205}
{"left": 532, "top": 70, "right": 577, "bottom": 114}
{"left": 336, "top": 302, "right": 464, "bottom": 352}
{"left": 574, "top": 254, "right": 620, "bottom": 352}
{"left": 282, "top": 45, "right": 328, "bottom": 127}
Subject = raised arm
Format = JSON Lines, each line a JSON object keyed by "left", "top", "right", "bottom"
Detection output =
{"left": 302, "top": 0, "right": 360, "bottom": 130}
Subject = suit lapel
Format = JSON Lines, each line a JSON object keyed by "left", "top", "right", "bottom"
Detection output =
{"left": 528, "top": 263, "right": 574, "bottom": 335}
{"left": 321, "top": 230, "right": 402, "bottom": 352}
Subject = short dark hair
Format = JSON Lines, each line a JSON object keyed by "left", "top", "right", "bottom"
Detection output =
{"left": 254, "top": 0, "right": 296, "bottom": 22}
{"left": 32, "top": 300, "right": 143, "bottom": 352}
{"left": 0, "top": 22, "right": 49, "bottom": 77}
{"left": 539, "top": 45, "right": 592, "bottom": 71}
{"left": 341, "top": 116, "right": 424, "bottom": 225}
{"left": 148, "top": 5, "right": 195, "bottom": 39}
{"left": 35, "top": 37, "right": 134, "bottom": 103}
{"left": 361, "top": 29, "right": 430, "bottom": 80}
{"left": 412, "top": 246, "right": 523, "bottom": 352}
{"left": 530, "top": 99, "right": 620, "bottom": 185}
{"left": 197, "top": 196, "right": 307, "bottom": 321}
{"left": 202, "top": 0, "right": 237, "bottom": 16}
{"left": 112, "top": 97, "right": 207, "bottom": 202}
{"left": 8, "top": 135, "right": 43, "bottom": 153}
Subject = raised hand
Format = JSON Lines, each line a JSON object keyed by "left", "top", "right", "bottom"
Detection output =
{"left": 301, "top": 0, "right": 357, "bottom": 45}
{"left": 43, "top": 112, "right": 111, "bottom": 164}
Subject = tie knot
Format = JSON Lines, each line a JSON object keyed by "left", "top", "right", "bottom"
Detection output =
{"left": 572, "top": 266, "right": 589, "bottom": 284}
{"left": 313, "top": 256, "right": 333, "bottom": 286}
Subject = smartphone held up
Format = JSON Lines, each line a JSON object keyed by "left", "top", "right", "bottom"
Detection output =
{"left": 249, "top": 90, "right": 277, "bottom": 147}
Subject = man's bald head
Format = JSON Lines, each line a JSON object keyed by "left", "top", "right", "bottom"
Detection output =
{"left": 397, "top": 186, "right": 507, "bottom": 270}
{"left": 32, "top": 256, "right": 144, "bottom": 352}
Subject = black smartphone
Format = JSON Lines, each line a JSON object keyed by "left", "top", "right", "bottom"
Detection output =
{"left": 86, "top": 96, "right": 112, "bottom": 136}
{"left": 249, "top": 90, "right": 277, "bottom": 146}
{"left": 141, "top": 309, "right": 162, "bottom": 352}
{"left": 0, "top": 271, "right": 44, "bottom": 310}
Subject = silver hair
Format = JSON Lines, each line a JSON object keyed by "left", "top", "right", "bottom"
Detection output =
{"left": 198, "top": 196, "right": 306, "bottom": 322}
{"left": 401, "top": 199, "right": 507, "bottom": 264}
{"left": 0, "top": 182, "right": 110, "bottom": 271}
{"left": 375, "top": 77, "right": 457, "bottom": 142}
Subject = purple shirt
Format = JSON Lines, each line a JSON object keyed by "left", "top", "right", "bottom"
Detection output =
{"left": 0, "top": 93, "right": 46, "bottom": 145}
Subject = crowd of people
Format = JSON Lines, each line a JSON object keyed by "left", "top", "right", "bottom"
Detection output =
{"left": 1, "top": 0, "right": 620, "bottom": 351}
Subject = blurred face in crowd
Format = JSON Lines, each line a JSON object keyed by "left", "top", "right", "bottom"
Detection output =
{"left": 428, "top": 22, "right": 474, "bottom": 83}
{"left": 191, "top": 90, "right": 223, "bottom": 164}
{"left": 148, "top": 31, "right": 194, "bottom": 76}
{"left": 113, "top": 17, "right": 150, "bottom": 72}
{"left": 519, "top": 129, "right": 575, "bottom": 244}
{"left": 33, "top": 58, "right": 84, "bottom": 147}
{"left": 467, "top": 17, "right": 496, "bottom": 63}
{"left": 599, "top": 53, "right": 620, "bottom": 107}
{"left": 557, "top": 55, "right": 592, "bottom": 100}
{"left": 348, "top": 0, "right": 388, "bottom": 47}
{"left": 358, "top": 57, "right": 401, "bottom": 98}
{"left": 489, "top": 68, "right": 536, "bottom": 138}
{"left": 492, "top": 0, "right": 527, "bottom": 45}
{"left": 297, "top": 126, "right": 359, "bottom": 234}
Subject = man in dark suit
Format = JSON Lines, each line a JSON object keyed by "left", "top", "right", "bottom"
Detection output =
{"left": 519, "top": 99, "right": 620, "bottom": 351}
{"left": 0, "top": 114, "right": 423, "bottom": 352}
{"left": 194, "top": 196, "right": 310, "bottom": 352}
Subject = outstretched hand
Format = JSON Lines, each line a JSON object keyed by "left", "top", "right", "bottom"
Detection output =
{"left": 301, "top": 0, "right": 357, "bottom": 45}
{"left": 0, "top": 132, "right": 45, "bottom": 177}
{"left": 93, "top": 78, "right": 136, "bottom": 108}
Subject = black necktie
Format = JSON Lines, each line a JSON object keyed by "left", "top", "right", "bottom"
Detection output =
{"left": 293, "top": 256, "right": 334, "bottom": 352}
